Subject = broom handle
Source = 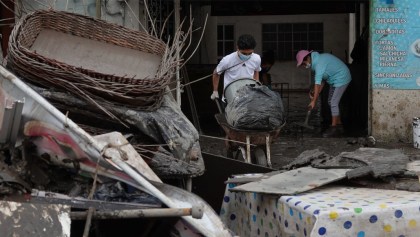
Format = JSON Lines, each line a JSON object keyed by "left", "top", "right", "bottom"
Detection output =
{"left": 304, "top": 110, "right": 311, "bottom": 124}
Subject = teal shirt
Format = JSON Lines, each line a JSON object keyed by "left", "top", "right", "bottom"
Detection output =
{"left": 311, "top": 52, "right": 351, "bottom": 87}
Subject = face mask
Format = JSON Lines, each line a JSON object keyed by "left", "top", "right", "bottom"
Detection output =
{"left": 238, "top": 52, "right": 251, "bottom": 61}
{"left": 305, "top": 63, "right": 311, "bottom": 69}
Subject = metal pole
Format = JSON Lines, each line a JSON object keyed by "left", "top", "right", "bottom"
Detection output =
{"left": 266, "top": 135, "right": 272, "bottom": 168}
{"left": 174, "top": 0, "right": 181, "bottom": 106}
{"left": 246, "top": 135, "right": 251, "bottom": 163}
{"left": 185, "top": 177, "right": 192, "bottom": 192}
{"left": 71, "top": 207, "right": 203, "bottom": 220}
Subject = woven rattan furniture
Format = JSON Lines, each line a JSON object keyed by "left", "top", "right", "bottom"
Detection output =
{"left": 7, "top": 10, "right": 176, "bottom": 110}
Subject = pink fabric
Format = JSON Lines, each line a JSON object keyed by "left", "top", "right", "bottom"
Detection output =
{"left": 296, "top": 50, "right": 313, "bottom": 67}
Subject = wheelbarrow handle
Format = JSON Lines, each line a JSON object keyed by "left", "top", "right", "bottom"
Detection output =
{"left": 215, "top": 99, "right": 224, "bottom": 114}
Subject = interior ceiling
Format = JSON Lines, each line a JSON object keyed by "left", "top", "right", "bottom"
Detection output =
{"left": 205, "top": 1, "right": 368, "bottom": 16}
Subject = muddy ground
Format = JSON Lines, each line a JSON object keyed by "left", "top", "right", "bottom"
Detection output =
{"left": 198, "top": 92, "right": 420, "bottom": 169}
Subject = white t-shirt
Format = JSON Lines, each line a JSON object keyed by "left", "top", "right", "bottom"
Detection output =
{"left": 216, "top": 51, "right": 261, "bottom": 90}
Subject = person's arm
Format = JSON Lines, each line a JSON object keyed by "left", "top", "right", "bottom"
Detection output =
{"left": 255, "top": 55, "right": 262, "bottom": 82}
{"left": 212, "top": 69, "right": 220, "bottom": 91}
{"left": 309, "top": 62, "right": 327, "bottom": 109}
{"left": 309, "top": 84, "right": 315, "bottom": 99}
{"left": 210, "top": 69, "right": 220, "bottom": 100}
{"left": 253, "top": 70, "right": 260, "bottom": 82}
{"left": 308, "top": 81, "right": 325, "bottom": 110}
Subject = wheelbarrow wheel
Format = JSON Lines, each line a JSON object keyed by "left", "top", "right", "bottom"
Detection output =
{"left": 254, "top": 148, "right": 267, "bottom": 166}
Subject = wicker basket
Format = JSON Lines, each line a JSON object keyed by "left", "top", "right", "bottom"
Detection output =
{"left": 7, "top": 10, "right": 175, "bottom": 110}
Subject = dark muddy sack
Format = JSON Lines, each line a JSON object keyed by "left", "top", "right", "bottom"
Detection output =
{"left": 92, "top": 182, "right": 160, "bottom": 204}
{"left": 225, "top": 85, "right": 284, "bottom": 130}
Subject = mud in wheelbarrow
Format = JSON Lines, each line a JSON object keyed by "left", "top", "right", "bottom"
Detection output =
{"left": 214, "top": 113, "right": 285, "bottom": 167}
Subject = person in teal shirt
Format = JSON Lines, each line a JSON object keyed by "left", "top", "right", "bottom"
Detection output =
{"left": 296, "top": 50, "right": 352, "bottom": 137}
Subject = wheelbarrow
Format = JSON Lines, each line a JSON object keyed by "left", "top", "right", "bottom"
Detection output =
{"left": 214, "top": 113, "right": 285, "bottom": 167}
{"left": 213, "top": 79, "right": 285, "bottom": 167}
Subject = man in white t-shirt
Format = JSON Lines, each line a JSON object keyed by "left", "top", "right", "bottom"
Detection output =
{"left": 210, "top": 34, "right": 261, "bottom": 101}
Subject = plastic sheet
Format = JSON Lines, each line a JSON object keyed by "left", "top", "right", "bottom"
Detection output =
{"left": 225, "top": 85, "right": 284, "bottom": 130}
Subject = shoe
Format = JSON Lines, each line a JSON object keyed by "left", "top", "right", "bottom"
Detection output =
{"left": 322, "top": 125, "right": 344, "bottom": 138}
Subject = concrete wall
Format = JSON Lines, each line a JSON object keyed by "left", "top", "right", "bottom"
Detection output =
{"left": 372, "top": 90, "right": 420, "bottom": 142}
{"left": 197, "top": 10, "right": 350, "bottom": 89}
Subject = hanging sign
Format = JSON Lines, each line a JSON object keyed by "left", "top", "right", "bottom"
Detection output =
{"left": 371, "top": 0, "right": 420, "bottom": 89}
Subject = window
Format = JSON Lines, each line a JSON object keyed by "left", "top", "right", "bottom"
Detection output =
{"left": 217, "top": 25, "right": 234, "bottom": 60}
{"left": 147, "top": 0, "right": 174, "bottom": 43}
{"left": 262, "top": 23, "right": 323, "bottom": 60}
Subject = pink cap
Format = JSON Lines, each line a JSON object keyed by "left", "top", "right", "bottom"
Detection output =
{"left": 296, "top": 50, "right": 313, "bottom": 67}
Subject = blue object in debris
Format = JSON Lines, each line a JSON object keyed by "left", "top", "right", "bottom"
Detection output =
{"left": 380, "top": 0, "right": 394, "bottom": 4}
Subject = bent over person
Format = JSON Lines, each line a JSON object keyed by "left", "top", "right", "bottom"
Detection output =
{"left": 210, "top": 34, "right": 261, "bottom": 101}
{"left": 296, "top": 50, "right": 351, "bottom": 137}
